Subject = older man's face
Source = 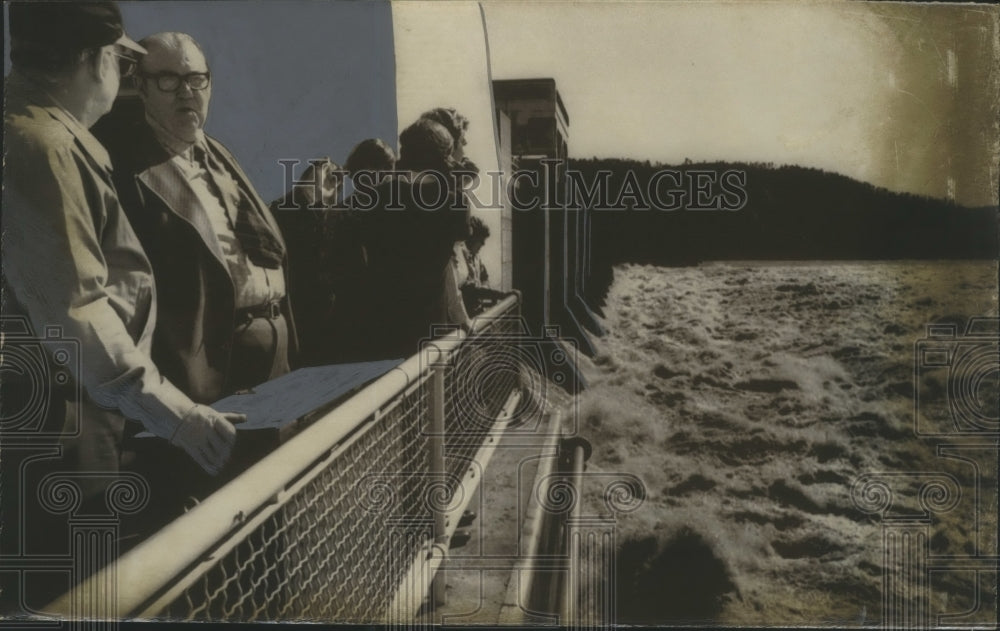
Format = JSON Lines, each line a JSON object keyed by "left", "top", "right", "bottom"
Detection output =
{"left": 139, "top": 39, "right": 211, "bottom": 143}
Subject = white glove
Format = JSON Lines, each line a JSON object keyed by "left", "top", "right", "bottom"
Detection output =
{"left": 170, "top": 404, "right": 247, "bottom": 476}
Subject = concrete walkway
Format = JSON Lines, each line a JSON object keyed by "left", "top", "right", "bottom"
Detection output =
{"left": 417, "top": 410, "right": 566, "bottom": 625}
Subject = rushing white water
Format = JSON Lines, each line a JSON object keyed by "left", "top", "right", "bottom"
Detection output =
{"left": 576, "top": 260, "right": 998, "bottom": 625}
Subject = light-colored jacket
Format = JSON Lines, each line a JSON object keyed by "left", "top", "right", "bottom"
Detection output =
{"left": 3, "top": 73, "right": 194, "bottom": 493}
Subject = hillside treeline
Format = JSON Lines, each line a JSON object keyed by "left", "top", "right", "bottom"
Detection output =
{"left": 570, "top": 159, "right": 997, "bottom": 305}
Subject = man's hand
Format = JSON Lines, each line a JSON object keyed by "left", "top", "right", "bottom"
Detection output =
{"left": 170, "top": 405, "right": 247, "bottom": 476}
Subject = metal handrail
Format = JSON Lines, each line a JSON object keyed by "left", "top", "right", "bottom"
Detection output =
{"left": 44, "top": 293, "right": 522, "bottom": 620}
{"left": 389, "top": 388, "right": 523, "bottom": 620}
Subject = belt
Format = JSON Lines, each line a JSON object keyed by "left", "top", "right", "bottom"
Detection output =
{"left": 235, "top": 300, "right": 283, "bottom": 324}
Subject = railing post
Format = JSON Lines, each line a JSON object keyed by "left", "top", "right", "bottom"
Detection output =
{"left": 429, "top": 361, "right": 448, "bottom": 608}
{"left": 561, "top": 437, "right": 592, "bottom": 627}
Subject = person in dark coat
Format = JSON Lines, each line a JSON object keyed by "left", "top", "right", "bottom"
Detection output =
{"left": 355, "top": 120, "right": 472, "bottom": 360}
{"left": 97, "top": 32, "right": 297, "bottom": 404}
{"left": 270, "top": 158, "right": 346, "bottom": 366}
{"left": 94, "top": 31, "right": 298, "bottom": 533}
{"left": 312, "top": 138, "right": 399, "bottom": 362}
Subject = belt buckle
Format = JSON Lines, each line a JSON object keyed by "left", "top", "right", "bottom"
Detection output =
{"left": 268, "top": 302, "right": 281, "bottom": 319}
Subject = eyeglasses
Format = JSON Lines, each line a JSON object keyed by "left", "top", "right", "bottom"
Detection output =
{"left": 110, "top": 50, "right": 138, "bottom": 78}
{"left": 139, "top": 71, "right": 211, "bottom": 92}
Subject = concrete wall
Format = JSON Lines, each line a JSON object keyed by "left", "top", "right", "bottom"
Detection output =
{"left": 391, "top": 1, "right": 505, "bottom": 290}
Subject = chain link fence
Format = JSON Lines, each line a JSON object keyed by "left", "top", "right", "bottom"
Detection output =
{"left": 49, "top": 295, "right": 527, "bottom": 624}
{"left": 164, "top": 380, "right": 433, "bottom": 622}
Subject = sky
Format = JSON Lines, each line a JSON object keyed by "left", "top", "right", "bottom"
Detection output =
{"left": 483, "top": 0, "right": 999, "bottom": 207}
{"left": 3, "top": 1, "right": 995, "bottom": 206}
{"left": 3, "top": 1, "right": 399, "bottom": 202}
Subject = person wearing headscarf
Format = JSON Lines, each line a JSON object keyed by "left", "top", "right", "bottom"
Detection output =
{"left": 420, "top": 106, "right": 479, "bottom": 175}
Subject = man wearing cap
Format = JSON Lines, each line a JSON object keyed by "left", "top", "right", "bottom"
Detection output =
{"left": 2, "top": 1, "right": 245, "bottom": 525}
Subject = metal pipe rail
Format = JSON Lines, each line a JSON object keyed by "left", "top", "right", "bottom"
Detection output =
{"left": 497, "top": 409, "right": 567, "bottom": 625}
{"left": 388, "top": 388, "right": 523, "bottom": 620}
{"left": 45, "top": 293, "right": 522, "bottom": 623}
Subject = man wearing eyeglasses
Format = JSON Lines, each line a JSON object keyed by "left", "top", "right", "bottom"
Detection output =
{"left": 95, "top": 32, "right": 297, "bottom": 523}
{"left": 2, "top": 3, "right": 246, "bottom": 586}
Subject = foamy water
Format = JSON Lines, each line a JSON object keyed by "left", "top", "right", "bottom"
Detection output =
{"left": 578, "top": 260, "right": 998, "bottom": 625}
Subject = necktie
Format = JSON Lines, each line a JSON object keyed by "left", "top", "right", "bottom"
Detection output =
{"left": 194, "top": 144, "right": 285, "bottom": 269}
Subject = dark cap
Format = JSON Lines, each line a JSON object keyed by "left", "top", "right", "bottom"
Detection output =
{"left": 9, "top": 1, "right": 146, "bottom": 55}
